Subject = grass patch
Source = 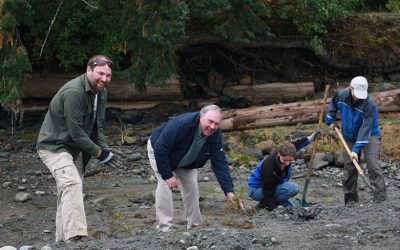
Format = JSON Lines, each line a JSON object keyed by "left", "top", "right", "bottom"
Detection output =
{"left": 200, "top": 186, "right": 217, "bottom": 195}
{"left": 108, "top": 210, "right": 133, "bottom": 237}
{"left": 227, "top": 150, "right": 258, "bottom": 165}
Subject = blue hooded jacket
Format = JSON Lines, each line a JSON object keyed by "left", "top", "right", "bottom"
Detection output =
{"left": 325, "top": 88, "right": 381, "bottom": 153}
{"left": 150, "top": 112, "right": 234, "bottom": 194}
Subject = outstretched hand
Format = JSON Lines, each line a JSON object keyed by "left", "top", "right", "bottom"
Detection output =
{"left": 97, "top": 149, "right": 126, "bottom": 168}
{"left": 227, "top": 193, "right": 256, "bottom": 215}
{"left": 308, "top": 130, "right": 322, "bottom": 142}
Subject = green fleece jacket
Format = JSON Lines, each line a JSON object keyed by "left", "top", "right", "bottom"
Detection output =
{"left": 36, "top": 74, "right": 108, "bottom": 161}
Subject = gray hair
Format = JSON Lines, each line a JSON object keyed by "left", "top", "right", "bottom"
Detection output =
{"left": 200, "top": 104, "right": 221, "bottom": 115}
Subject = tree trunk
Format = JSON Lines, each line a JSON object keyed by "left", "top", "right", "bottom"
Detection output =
{"left": 220, "top": 89, "right": 400, "bottom": 131}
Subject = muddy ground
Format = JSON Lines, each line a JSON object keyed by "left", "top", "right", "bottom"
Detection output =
{"left": 0, "top": 118, "right": 399, "bottom": 250}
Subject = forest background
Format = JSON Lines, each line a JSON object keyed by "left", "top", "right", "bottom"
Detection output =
{"left": 0, "top": 0, "right": 399, "bottom": 119}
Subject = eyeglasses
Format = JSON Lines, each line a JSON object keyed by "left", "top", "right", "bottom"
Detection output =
{"left": 89, "top": 60, "right": 113, "bottom": 69}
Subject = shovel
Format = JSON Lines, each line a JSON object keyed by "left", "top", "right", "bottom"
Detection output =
{"left": 301, "top": 84, "right": 330, "bottom": 207}
{"left": 334, "top": 127, "right": 374, "bottom": 191}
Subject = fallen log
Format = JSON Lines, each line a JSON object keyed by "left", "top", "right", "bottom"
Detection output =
{"left": 220, "top": 89, "right": 400, "bottom": 131}
{"left": 225, "top": 82, "right": 314, "bottom": 103}
{"left": 23, "top": 73, "right": 183, "bottom": 101}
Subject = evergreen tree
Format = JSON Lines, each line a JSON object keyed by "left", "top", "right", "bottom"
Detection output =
{"left": 0, "top": 0, "right": 32, "bottom": 126}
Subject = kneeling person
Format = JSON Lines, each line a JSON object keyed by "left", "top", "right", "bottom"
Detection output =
{"left": 247, "top": 132, "right": 319, "bottom": 211}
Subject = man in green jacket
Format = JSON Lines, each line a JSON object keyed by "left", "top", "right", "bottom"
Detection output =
{"left": 36, "top": 55, "right": 123, "bottom": 244}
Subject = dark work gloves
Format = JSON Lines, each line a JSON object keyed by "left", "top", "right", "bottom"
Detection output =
{"left": 97, "top": 149, "right": 125, "bottom": 168}
{"left": 255, "top": 198, "right": 277, "bottom": 211}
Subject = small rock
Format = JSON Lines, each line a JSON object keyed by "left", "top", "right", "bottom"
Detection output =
{"left": 127, "top": 153, "right": 142, "bottom": 162}
{"left": 0, "top": 151, "right": 10, "bottom": 158}
{"left": 187, "top": 247, "right": 198, "bottom": 250}
{"left": 2, "top": 181, "right": 12, "bottom": 188}
{"left": 18, "top": 186, "right": 27, "bottom": 191}
{"left": 40, "top": 246, "right": 52, "bottom": 250}
{"left": 0, "top": 246, "right": 17, "bottom": 250}
{"left": 35, "top": 191, "right": 47, "bottom": 196}
{"left": 19, "top": 246, "right": 34, "bottom": 250}
{"left": 14, "top": 192, "right": 32, "bottom": 202}
{"left": 324, "top": 224, "right": 341, "bottom": 228}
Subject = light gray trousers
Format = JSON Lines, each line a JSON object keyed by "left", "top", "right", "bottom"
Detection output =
{"left": 342, "top": 136, "right": 387, "bottom": 202}
{"left": 147, "top": 139, "right": 203, "bottom": 231}
{"left": 37, "top": 149, "right": 88, "bottom": 241}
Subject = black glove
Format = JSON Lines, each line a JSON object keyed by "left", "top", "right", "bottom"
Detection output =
{"left": 98, "top": 149, "right": 125, "bottom": 168}
{"left": 307, "top": 130, "right": 322, "bottom": 142}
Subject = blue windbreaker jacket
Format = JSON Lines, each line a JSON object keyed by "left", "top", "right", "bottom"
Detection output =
{"left": 325, "top": 88, "right": 381, "bottom": 154}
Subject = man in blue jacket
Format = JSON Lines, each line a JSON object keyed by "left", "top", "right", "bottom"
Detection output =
{"left": 147, "top": 104, "right": 241, "bottom": 232}
{"left": 325, "top": 76, "right": 387, "bottom": 205}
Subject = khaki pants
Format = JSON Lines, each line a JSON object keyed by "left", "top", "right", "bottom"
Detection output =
{"left": 147, "top": 139, "right": 203, "bottom": 232}
{"left": 37, "top": 149, "right": 88, "bottom": 242}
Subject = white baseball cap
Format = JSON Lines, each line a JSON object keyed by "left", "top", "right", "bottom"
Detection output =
{"left": 350, "top": 76, "right": 368, "bottom": 99}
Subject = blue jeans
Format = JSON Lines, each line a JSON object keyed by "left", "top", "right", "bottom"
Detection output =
{"left": 247, "top": 182, "right": 299, "bottom": 207}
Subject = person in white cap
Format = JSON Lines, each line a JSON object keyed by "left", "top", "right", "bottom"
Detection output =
{"left": 325, "top": 76, "right": 387, "bottom": 206}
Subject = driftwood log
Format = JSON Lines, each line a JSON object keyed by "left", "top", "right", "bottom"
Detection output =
{"left": 225, "top": 82, "right": 314, "bottom": 103}
{"left": 23, "top": 73, "right": 183, "bottom": 101}
{"left": 220, "top": 89, "right": 400, "bottom": 131}
{"left": 22, "top": 73, "right": 315, "bottom": 110}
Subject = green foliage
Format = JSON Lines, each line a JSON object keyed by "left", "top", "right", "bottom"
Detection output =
{"left": 3, "top": 0, "right": 370, "bottom": 93}
{"left": 0, "top": 0, "right": 32, "bottom": 115}
{"left": 297, "top": 0, "right": 361, "bottom": 34}
{"left": 278, "top": 0, "right": 362, "bottom": 52}
{"left": 0, "top": 46, "right": 31, "bottom": 104}
{"left": 120, "top": 0, "right": 188, "bottom": 92}
{"left": 187, "top": 0, "right": 228, "bottom": 18}
{"left": 213, "top": 0, "right": 272, "bottom": 43}
{"left": 0, "top": 13, "right": 17, "bottom": 31}
{"left": 21, "top": 0, "right": 124, "bottom": 70}
{"left": 310, "top": 36, "right": 325, "bottom": 55}
{"left": 386, "top": 0, "right": 400, "bottom": 12}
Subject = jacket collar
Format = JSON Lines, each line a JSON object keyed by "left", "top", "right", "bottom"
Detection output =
{"left": 83, "top": 74, "right": 97, "bottom": 94}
